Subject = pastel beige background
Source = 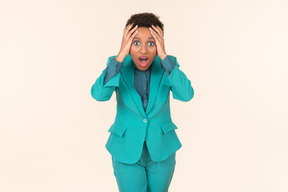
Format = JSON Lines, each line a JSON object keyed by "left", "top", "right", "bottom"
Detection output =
{"left": 1, "top": 0, "right": 287, "bottom": 191}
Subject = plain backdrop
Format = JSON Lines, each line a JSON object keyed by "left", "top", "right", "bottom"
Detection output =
{"left": 1, "top": 0, "right": 288, "bottom": 191}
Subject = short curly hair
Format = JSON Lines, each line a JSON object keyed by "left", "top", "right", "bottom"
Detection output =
{"left": 125, "top": 12, "right": 164, "bottom": 34}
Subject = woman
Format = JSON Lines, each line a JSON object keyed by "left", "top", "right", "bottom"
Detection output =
{"left": 91, "top": 12, "right": 194, "bottom": 192}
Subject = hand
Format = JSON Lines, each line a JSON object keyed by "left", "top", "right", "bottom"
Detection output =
{"left": 115, "top": 24, "right": 138, "bottom": 63}
{"left": 149, "top": 25, "right": 167, "bottom": 60}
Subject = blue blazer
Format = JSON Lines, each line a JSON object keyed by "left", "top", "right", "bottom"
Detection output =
{"left": 91, "top": 54, "right": 194, "bottom": 164}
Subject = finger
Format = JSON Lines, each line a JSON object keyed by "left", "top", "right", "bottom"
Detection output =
{"left": 124, "top": 23, "right": 135, "bottom": 36}
{"left": 127, "top": 25, "right": 138, "bottom": 37}
{"left": 156, "top": 25, "right": 163, "bottom": 36}
{"left": 126, "top": 30, "right": 138, "bottom": 50}
{"left": 149, "top": 30, "right": 158, "bottom": 51}
{"left": 153, "top": 25, "right": 164, "bottom": 39}
{"left": 149, "top": 30, "right": 162, "bottom": 49}
{"left": 129, "top": 29, "right": 138, "bottom": 42}
{"left": 149, "top": 27, "right": 157, "bottom": 39}
{"left": 151, "top": 27, "right": 163, "bottom": 42}
{"left": 127, "top": 23, "right": 134, "bottom": 28}
{"left": 124, "top": 23, "right": 133, "bottom": 32}
{"left": 151, "top": 25, "right": 161, "bottom": 35}
{"left": 149, "top": 27, "right": 161, "bottom": 41}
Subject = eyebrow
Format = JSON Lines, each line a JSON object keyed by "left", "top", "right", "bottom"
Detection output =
{"left": 133, "top": 37, "right": 155, "bottom": 40}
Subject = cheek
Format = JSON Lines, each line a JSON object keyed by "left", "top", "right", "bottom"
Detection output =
{"left": 129, "top": 47, "right": 138, "bottom": 62}
{"left": 129, "top": 47, "right": 136, "bottom": 56}
{"left": 150, "top": 47, "right": 157, "bottom": 55}
{"left": 130, "top": 46, "right": 139, "bottom": 54}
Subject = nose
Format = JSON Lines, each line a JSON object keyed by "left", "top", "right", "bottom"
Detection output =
{"left": 139, "top": 44, "right": 148, "bottom": 54}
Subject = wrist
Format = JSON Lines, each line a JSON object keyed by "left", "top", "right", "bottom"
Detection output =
{"left": 159, "top": 53, "right": 167, "bottom": 60}
{"left": 115, "top": 51, "right": 127, "bottom": 63}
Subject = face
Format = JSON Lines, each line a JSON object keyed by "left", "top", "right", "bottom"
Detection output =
{"left": 130, "top": 27, "right": 157, "bottom": 71}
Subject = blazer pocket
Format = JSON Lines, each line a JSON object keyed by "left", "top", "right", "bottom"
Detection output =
{"left": 108, "top": 123, "right": 127, "bottom": 137}
{"left": 160, "top": 121, "right": 178, "bottom": 134}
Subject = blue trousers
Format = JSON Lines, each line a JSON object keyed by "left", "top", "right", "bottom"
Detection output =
{"left": 111, "top": 141, "right": 176, "bottom": 192}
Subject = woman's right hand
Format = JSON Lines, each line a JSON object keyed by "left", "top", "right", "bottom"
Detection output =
{"left": 115, "top": 24, "right": 138, "bottom": 63}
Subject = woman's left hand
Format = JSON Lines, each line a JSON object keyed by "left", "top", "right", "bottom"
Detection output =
{"left": 149, "top": 25, "right": 167, "bottom": 60}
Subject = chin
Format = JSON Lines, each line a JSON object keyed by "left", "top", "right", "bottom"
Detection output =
{"left": 136, "top": 63, "right": 152, "bottom": 71}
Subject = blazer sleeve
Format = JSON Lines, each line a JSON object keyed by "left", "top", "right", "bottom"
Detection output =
{"left": 162, "top": 55, "right": 194, "bottom": 101}
{"left": 91, "top": 56, "right": 121, "bottom": 101}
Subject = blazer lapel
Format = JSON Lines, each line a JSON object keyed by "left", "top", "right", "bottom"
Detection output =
{"left": 121, "top": 54, "right": 146, "bottom": 117}
{"left": 145, "top": 55, "right": 164, "bottom": 114}
{"left": 121, "top": 54, "right": 164, "bottom": 116}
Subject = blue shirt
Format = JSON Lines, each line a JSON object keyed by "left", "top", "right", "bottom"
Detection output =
{"left": 134, "top": 65, "right": 151, "bottom": 112}
{"left": 103, "top": 55, "right": 175, "bottom": 112}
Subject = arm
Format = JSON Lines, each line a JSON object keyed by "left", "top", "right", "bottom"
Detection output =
{"left": 91, "top": 56, "right": 122, "bottom": 101}
{"left": 161, "top": 55, "right": 194, "bottom": 101}
{"left": 91, "top": 23, "right": 139, "bottom": 101}
{"left": 160, "top": 55, "right": 175, "bottom": 76}
{"left": 104, "top": 58, "right": 124, "bottom": 85}
{"left": 149, "top": 25, "right": 194, "bottom": 102}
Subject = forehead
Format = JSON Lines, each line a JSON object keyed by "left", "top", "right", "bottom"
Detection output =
{"left": 134, "top": 27, "right": 154, "bottom": 39}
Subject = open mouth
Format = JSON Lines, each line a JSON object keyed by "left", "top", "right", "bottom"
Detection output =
{"left": 138, "top": 56, "right": 149, "bottom": 67}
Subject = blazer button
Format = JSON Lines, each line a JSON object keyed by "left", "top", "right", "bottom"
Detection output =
{"left": 143, "top": 119, "right": 147, "bottom": 123}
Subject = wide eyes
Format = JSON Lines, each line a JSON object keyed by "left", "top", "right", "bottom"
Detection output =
{"left": 133, "top": 41, "right": 155, "bottom": 47}
{"left": 133, "top": 41, "right": 140, "bottom": 46}
{"left": 148, "top": 42, "right": 155, "bottom": 46}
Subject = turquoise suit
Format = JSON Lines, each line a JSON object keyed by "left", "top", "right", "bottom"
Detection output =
{"left": 91, "top": 54, "right": 194, "bottom": 164}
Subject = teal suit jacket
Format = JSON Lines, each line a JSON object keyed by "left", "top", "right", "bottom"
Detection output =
{"left": 91, "top": 54, "right": 194, "bottom": 164}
